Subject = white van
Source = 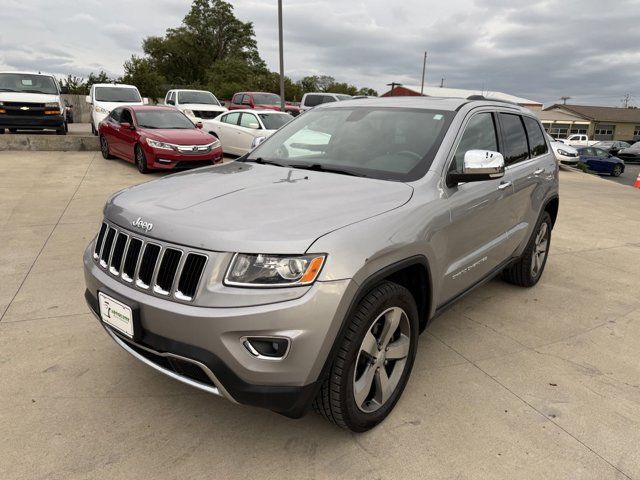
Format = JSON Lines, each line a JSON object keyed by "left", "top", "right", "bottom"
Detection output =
{"left": 0, "top": 71, "right": 67, "bottom": 135}
{"left": 299, "top": 92, "right": 352, "bottom": 112}
{"left": 164, "top": 89, "right": 227, "bottom": 122}
{"left": 86, "top": 83, "right": 146, "bottom": 135}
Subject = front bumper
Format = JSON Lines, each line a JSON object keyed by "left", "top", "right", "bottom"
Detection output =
{"left": 84, "top": 245, "right": 356, "bottom": 417}
{"left": 144, "top": 144, "right": 224, "bottom": 170}
{"left": 0, "top": 114, "right": 65, "bottom": 129}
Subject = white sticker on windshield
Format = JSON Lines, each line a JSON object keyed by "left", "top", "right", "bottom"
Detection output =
{"left": 21, "top": 79, "right": 33, "bottom": 86}
{"left": 433, "top": 114, "right": 443, "bottom": 120}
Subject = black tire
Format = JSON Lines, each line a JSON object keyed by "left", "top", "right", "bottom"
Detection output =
{"left": 91, "top": 123, "right": 97, "bottom": 136}
{"left": 612, "top": 164, "right": 623, "bottom": 177}
{"left": 503, "top": 211, "right": 552, "bottom": 287}
{"left": 135, "top": 145, "right": 150, "bottom": 174}
{"left": 8, "top": 128, "right": 17, "bottom": 133}
{"left": 0, "top": 129, "right": 4, "bottom": 134}
{"left": 313, "top": 281, "right": 419, "bottom": 432}
{"left": 56, "top": 125, "right": 67, "bottom": 135}
{"left": 100, "top": 135, "right": 114, "bottom": 159}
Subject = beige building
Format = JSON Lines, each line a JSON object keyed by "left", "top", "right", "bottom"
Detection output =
{"left": 538, "top": 104, "right": 640, "bottom": 141}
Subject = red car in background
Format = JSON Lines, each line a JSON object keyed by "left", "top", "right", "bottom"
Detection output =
{"left": 228, "top": 92, "right": 283, "bottom": 111}
{"left": 98, "top": 105, "right": 223, "bottom": 173}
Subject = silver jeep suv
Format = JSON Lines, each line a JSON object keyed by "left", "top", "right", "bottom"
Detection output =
{"left": 84, "top": 96, "right": 558, "bottom": 432}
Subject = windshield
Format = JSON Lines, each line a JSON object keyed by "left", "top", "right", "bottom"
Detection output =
{"left": 247, "top": 107, "right": 454, "bottom": 181}
{"left": 178, "top": 91, "right": 220, "bottom": 105}
{"left": 258, "top": 112, "right": 293, "bottom": 130}
{"left": 136, "top": 110, "right": 195, "bottom": 129}
{"left": 336, "top": 94, "right": 352, "bottom": 101}
{"left": 95, "top": 87, "right": 142, "bottom": 103}
{"left": 253, "top": 93, "right": 281, "bottom": 105}
{"left": 0, "top": 73, "right": 58, "bottom": 95}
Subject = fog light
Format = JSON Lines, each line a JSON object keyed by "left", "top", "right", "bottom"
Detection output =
{"left": 242, "top": 337, "right": 290, "bottom": 359}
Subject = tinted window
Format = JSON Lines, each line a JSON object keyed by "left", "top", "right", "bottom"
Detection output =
{"left": 499, "top": 114, "right": 529, "bottom": 165}
{"left": 581, "top": 148, "right": 594, "bottom": 156}
{"left": 232, "top": 94, "right": 243, "bottom": 105}
{"left": 253, "top": 93, "right": 281, "bottom": 105}
{"left": 109, "top": 108, "right": 122, "bottom": 122}
{"left": 304, "top": 95, "right": 323, "bottom": 107}
{"left": 523, "top": 116, "right": 548, "bottom": 157}
{"left": 239, "top": 113, "right": 258, "bottom": 128}
{"left": 595, "top": 148, "right": 609, "bottom": 158}
{"left": 178, "top": 91, "right": 219, "bottom": 105}
{"left": 452, "top": 113, "right": 498, "bottom": 171}
{"left": 120, "top": 109, "right": 133, "bottom": 124}
{"left": 136, "top": 109, "right": 195, "bottom": 129}
{"left": 223, "top": 112, "right": 241, "bottom": 125}
{"left": 94, "top": 87, "right": 141, "bottom": 103}
{"left": 0, "top": 73, "right": 58, "bottom": 95}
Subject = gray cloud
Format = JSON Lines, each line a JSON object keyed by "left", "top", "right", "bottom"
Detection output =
{"left": 0, "top": 0, "right": 638, "bottom": 106}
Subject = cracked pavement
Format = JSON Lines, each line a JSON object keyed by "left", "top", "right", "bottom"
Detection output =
{"left": 1, "top": 152, "right": 639, "bottom": 479}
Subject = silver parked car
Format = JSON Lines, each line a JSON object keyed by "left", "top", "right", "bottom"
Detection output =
{"left": 84, "top": 96, "right": 559, "bottom": 432}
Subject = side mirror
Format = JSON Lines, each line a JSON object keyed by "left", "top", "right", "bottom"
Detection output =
{"left": 120, "top": 122, "right": 134, "bottom": 130}
{"left": 251, "top": 136, "right": 267, "bottom": 149}
{"left": 447, "top": 150, "right": 505, "bottom": 187}
{"left": 196, "top": 122, "right": 203, "bottom": 129}
{"left": 85, "top": 95, "right": 92, "bottom": 104}
{"left": 248, "top": 122, "right": 260, "bottom": 130}
{"left": 143, "top": 98, "right": 149, "bottom": 105}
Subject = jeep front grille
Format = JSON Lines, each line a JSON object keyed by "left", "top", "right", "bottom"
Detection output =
{"left": 92, "top": 221, "right": 208, "bottom": 301}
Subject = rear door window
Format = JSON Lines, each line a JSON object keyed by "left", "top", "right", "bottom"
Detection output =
{"left": 223, "top": 112, "right": 241, "bottom": 125}
{"left": 304, "top": 95, "right": 322, "bottom": 107}
{"left": 239, "top": 113, "right": 259, "bottom": 128}
{"left": 499, "top": 113, "right": 530, "bottom": 165}
{"left": 523, "top": 116, "right": 548, "bottom": 157}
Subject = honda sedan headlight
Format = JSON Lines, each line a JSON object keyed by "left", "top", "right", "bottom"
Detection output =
{"left": 225, "top": 253, "right": 326, "bottom": 287}
{"left": 146, "top": 138, "right": 176, "bottom": 150}
{"left": 94, "top": 105, "right": 109, "bottom": 114}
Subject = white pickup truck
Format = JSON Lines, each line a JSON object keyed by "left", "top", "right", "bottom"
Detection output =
{"left": 562, "top": 134, "right": 598, "bottom": 146}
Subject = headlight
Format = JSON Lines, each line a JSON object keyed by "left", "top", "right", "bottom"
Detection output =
{"left": 94, "top": 105, "right": 109, "bottom": 114}
{"left": 146, "top": 138, "right": 176, "bottom": 150}
{"left": 557, "top": 149, "right": 572, "bottom": 156}
{"left": 225, "top": 253, "right": 326, "bottom": 287}
{"left": 184, "top": 109, "right": 196, "bottom": 118}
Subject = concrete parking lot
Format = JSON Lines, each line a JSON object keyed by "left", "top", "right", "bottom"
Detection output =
{"left": 1, "top": 151, "right": 639, "bottom": 480}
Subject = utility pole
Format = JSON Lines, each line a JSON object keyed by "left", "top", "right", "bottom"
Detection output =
{"left": 386, "top": 82, "right": 403, "bottom": 95}
{"left": 440, "top": 77, "right": 444, "bottom": 88}
{"left": 277, "top": 0, "right": 285, "bottom": 110}
{"left": 420, "top": 51, "right": 427, "bottom": 95}
{"left": 622, "top": 93, "right": 632, "bottom": 108}
{"left": 560, "top": 96, "right": 571, "bottom": 105}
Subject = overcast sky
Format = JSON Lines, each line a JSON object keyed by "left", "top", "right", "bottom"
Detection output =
{"left": 1, "top": 0, "right": 638, "bottom": 106}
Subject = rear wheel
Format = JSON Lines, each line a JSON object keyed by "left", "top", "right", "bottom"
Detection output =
{"left": 503, "top": 211, "right": 552, "bottom": 287}
{"left": 135, "top": 145, "right": 150, "bottom": 174}
{"left": 91, "top": 122, "right": 97, "bottom": 136}
{"left": 612, "top": 164, "right": 623, "bottom": 177}
{"left": 100, "top": 135, "right": 114, "bottom": 159}
{"left": 313, "top": 281, "right": 419, "bottom": 432}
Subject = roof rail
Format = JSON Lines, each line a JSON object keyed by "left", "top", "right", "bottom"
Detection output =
{"left": 466, "top": 95, "right": 519, "bottom": 106}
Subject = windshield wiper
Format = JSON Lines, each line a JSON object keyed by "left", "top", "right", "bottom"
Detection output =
{"left": 0, "top": 88, "right": 16, "bottom": 92}
{"left": 138, "top": 125, "right": 158, "bottom": 129}
{"left": 243, "top": 157, "right": 288, "bottom": 168}
{"left": 288, "top": 163, "right": 363, "bottom": 177}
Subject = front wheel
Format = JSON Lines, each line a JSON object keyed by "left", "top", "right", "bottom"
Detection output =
{"left": 611, "top": 164, "right": 623, "bottom": 177}
{"left": 91, "top": 123, "right": 97, "bottom": 136}
{"left": 503, "top": 211, "right": 552, "bottom": 287}
{"left": 100, "top": 135, "right": 114, "bottom": 159}
{"left": 313, "top": 281, "right": 419, "bottom": 432}
{"left": 135, "top": 145, "right": 150, "bottom": 174}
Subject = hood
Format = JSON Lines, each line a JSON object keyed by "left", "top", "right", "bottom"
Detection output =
{"left": 180, "top": 103, "right": 227, "bottom": 112}
{"left": 105, "top": 162, "right": 413, "bottom": 253}
{"left": 94, "top": 101, "right": 143, "bottom": 112}
{"left": 0, "top": 92, "right": 60, "bottom": 104}
{"left": 255, "top": 104, "right": 282, "bottom": 111}
{"left": 141, "top": 128, "right": 214, "bottom": 145}
{"left": 551, "top": 142, "right": 577, "bottom": 154}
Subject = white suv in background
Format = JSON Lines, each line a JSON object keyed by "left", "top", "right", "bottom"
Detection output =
{"left": 86, "top": 83, "right": 146, "bottom": 135}
{"left": 164, "top": 89, "right": 227, "bottom": 123}
{"left": 299, "top": 92, "right": 352, "bottom": 112}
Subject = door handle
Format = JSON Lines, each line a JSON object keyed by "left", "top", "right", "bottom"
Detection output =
{"left": 533, "top": 168, "right": 544, "bottom": 175}
{"left": 498, "top": 181, "right": 512, "bottom": 190}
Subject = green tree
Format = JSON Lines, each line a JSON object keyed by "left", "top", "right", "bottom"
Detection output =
{"left": 357, "top": 87, "right": 378, "bottom": 97}
{"left": 86, "top": 70, "right": 113, "bottom": 88}
{"left": 123, "top": 56, "right": 167, "bottom": 100}
{"left": 59, "top": 75, "right": 88, "bottom": 94}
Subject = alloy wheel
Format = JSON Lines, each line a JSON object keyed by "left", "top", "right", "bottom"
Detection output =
{"left": 531, "top": 222, "right": 549, "bottom": 277}
{"left": 353, "top": 306, "right": 411, "bottom": 413}
{"left": 100, "top": 136, "right": 109, "bottom": 157}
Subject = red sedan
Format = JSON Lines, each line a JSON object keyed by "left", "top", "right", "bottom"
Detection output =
{"left": 98, "top": 105, "right": 223, "bottom": 173}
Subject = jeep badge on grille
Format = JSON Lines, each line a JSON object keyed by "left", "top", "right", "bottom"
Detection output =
{"left": 131, "top": 217, "right": 153, "bottom": 232}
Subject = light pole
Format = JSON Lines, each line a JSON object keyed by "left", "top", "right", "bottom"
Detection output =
{"left": 278, "top": 0, "right": 285, "bottom": 110}
{"left": 420, "top": 51, "right": 427, "bottom": 95}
